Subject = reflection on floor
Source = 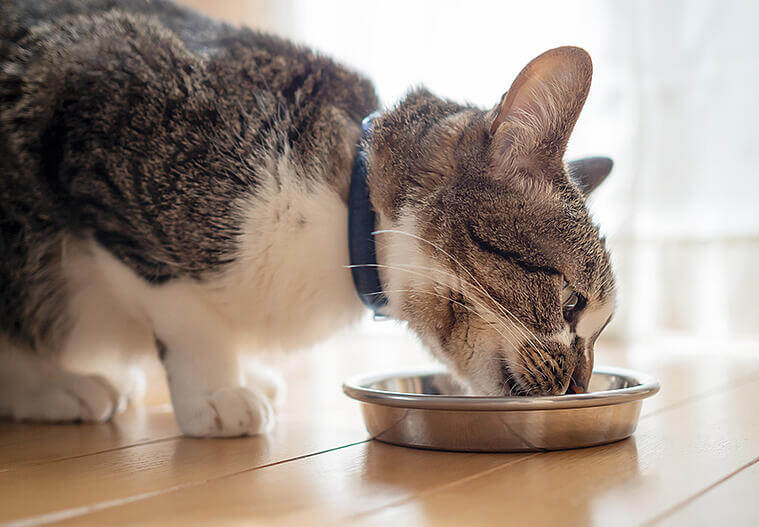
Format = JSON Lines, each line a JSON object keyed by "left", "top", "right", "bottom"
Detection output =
{"left": 2, "top": 330, "right": 759, "bottom": 526}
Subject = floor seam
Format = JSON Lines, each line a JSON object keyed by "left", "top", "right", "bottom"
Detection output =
{"left": 1, "top": 438, "right": 370, "bottom": 527}
{"left": 641, "top": 370, "right": 759, "bottom": 420}
{"left": 641, "top": 455, "right": 759, "bottom": 527}
{"left": 1, "top": 435, "right": 183, "bottom": 472}
{"left": 8, "top": 367, "right": 759, "bottom": 525}
{"left": 333, "top": 451, "right": 543, "bottom": 525}
{"left": 335, "top": 374, "right": 759, "bottom": 525}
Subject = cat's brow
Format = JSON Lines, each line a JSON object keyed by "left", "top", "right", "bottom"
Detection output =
{"left": 467, "top": 226, "right": 561, "bottom": 276}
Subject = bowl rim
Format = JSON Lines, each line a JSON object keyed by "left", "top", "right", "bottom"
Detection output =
{"left": 343, "top": 366, "right": 660, "bottom": 411}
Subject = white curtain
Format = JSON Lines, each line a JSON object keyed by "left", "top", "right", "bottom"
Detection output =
{"left": 182, "top": 0, "right": 759, "bottom": 340}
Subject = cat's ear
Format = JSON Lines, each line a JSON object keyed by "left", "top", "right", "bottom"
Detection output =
{"left": 567, "top": 156, "right": 613, "bottom": 196}
{"left": 489, "top": 46, "right": 592, "bottom": 175}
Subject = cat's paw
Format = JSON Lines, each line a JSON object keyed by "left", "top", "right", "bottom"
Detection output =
{"left": 12, "top": 373, "right": 125, "bottom": 423}
{"left": 173, "top": 386, "right": 275, "bottom": 438}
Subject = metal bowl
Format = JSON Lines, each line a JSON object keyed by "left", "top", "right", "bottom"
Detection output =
{"left": 343, "top": 366, "right": 660, "bottom": 452}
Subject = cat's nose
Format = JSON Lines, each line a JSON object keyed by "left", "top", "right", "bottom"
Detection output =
{"left": 567, "top": 345, "right": 594, "bottom": 394}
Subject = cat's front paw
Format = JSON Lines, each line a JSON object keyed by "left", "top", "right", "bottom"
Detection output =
{"left": 173, "top": 387, "right": 275, "bottom": 438}
{"left": 11, "top": 373, "right": 125, "bottom": 423}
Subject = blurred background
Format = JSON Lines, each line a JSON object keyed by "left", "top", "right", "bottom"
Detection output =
{"left": 179, "top": 0, "right": 758, "bottom": 345}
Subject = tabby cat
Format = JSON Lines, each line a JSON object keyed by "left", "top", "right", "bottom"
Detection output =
{"left": 0, "top": 0, "right": 615, "bottom": 437}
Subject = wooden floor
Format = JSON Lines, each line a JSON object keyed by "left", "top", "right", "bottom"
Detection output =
{"left": 3, "top": 331, "right": 759, "bottom": 526}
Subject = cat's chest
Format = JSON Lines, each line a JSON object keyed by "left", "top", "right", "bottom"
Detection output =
{"left": 206, "top": 177, "right": 364, "bottom": 350}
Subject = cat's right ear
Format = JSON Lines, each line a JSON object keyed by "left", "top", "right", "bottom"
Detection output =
{"left": 567, "top": 156, "right": 613, "bottom": 196}
{"left": 488, "top": 46, "right": 593, "bottom": 178}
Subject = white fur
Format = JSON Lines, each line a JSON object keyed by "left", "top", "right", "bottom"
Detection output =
{"left": 544, "top": 291, "right": 616, "bottom": 369}
{"left": 576, "top": 297, "right": 616, "bottom": 341}
{"left": 550, "top": 326, "right": 573, "bottom": 348}
{"left": 575, "top": 295, "right": 616, "bottom": 367}
{"left": 0, "top": 336, "right": 125, "bottom": 422}
{"left": 59, "top": 237, "right": 154, "bottom": 397}
{"left": 0, "top": 155, "right": 363, "bottom": 435}
{"left": 94, "top": 173, "right": 360, "bottom": 436}
{"left": 212, "top": 175, "right": 364, "bottom": 351}
{"left": 375, "top": 209, "right": 432, "bottom": 318}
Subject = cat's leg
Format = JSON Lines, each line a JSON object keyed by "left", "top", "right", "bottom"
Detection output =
{"left": 0, "top": 336, "right": 124, "bottom": 422}
{"left": 53, "top": 237, "right": 156, "bottom": 412}
{"left": 58, "top": 300, "right": 152, "bottom": 408}
{"left": 148, "top": 284, "right": 275, "bottom": 437}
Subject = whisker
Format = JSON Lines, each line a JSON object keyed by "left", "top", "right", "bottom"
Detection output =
{"left": 349, "top": 263, "right": 526, "bottom": 351}
{"left": 361, "top": 234, "right": 546, "bottom": 352}
{"left": 366, "top": 288, "right": 521, "bottom": 352}
{"left": 499, "top": 358, "right": 517, "bottom": 396}
{"left": 373, "top": 229, "right": 547, "bottom": 349}
{"left": 370, "top": 228, "right": 557, "bottom": 384}
{"left": 520, "top": 345, "right": 553, "bottom": 387}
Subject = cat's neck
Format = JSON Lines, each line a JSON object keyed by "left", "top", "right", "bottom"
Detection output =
{"left": 360, "top": 90, "right": 483, "bottom": 322}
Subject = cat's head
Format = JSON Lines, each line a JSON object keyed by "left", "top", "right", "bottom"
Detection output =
{"left": 369, "top": 46, "right": 615, "bottom": 396}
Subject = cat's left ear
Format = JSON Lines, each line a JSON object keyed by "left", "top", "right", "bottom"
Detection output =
{"left": 567, "top": 156, "right": 613, "bottom": 196}
{"left": 488, "top": 46, "right": 592, "bottom": 176}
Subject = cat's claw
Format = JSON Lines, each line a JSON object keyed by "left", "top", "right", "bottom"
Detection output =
{"left": 10, "top": 373, "right": 125, "bottom": 423}
{"left": 174, "top": 387, "right": 275, "bottom": 438}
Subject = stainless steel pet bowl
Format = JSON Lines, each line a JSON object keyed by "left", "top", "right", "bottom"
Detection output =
{"left": 343, "top": 367, "right": 660, "bottom": 452}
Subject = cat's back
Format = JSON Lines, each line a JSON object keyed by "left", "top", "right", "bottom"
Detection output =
{"left": 1, "top": 0, "right": 377, "bottom": 164}
{"left": 2, "top": 0, "right": 234, "bottom": 57}
{"left": 0, "top": 0, "right": 377, "bottom": 283}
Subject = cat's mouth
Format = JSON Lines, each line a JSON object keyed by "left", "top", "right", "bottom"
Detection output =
{"left": 567, "top": 372, "right": 587, "bottom": 394}
{"left": 499, "top": 360, "right": 590, "bottom": 396}
{"left": 568, "top": 347, "right": 594, "bottom": 395}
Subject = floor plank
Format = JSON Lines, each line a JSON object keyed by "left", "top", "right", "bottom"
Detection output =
{"left": 4, "top": 335, "right": 759, "bottom": 526}
{"left": 356, "top": 376, "right": 759, "bottom": 527}
{"left": 37, "top": 349, "right": 759, "bottom": 527}
{"left": 5, "top": 340, "right": 754, "bottom": 471}
{"left": 0, "top": 407, "right": 180, "bottom": 470}
{"left": 653, "top": 457, "right": 759, "bottom": 526}
{"left": 2, "top": 417, "right": 367, "bottom": 525}
{"left": 0, "top": 332, "right": 430, "bottom": 468}
{"left": 1, "top": 332, "right": 433, "bottom": 524}
{"left": 51, "top": 443, "right": 537, "bottom": 527}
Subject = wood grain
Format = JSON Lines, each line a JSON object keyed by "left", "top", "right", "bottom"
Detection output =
{"left": 0, "top": 407, "right": 180, "bottom": 470}
{"left": 2, "top": 336, "right": 758, "bottom": 526}
{"left": 1, "top": 333, "right": 431, "bottom": 524}
{"left": 654, "top": 457, "right": 759, "bottom": 526}
{"left": 357, "top": 377, "right": 759, "bottom": 527}
{"left": 46, "top": 375, "right": 759, "bottom": 526}
{"left": 35, "top": 347, "right": 759, "bottom": 527}
{"left": 53, "top": 443, "right": 536, "bottom": 526}
{"left": 2, "top": 417, "right": 367, "bottom": 524}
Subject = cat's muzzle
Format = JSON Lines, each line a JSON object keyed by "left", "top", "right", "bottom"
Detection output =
{"left": 567, "top": 345, "right": 594, "bottom": 394}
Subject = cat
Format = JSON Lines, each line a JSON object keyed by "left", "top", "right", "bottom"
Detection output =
{"left": 0, "top": 0, "right": 616, "bottom": 437}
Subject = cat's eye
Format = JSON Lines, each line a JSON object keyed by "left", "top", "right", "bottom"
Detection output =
{"left": 561, "top": 280, "right": 585, "bottom": 322}
{"left": 563, "top": 291, "right": 580, "bottom": 310}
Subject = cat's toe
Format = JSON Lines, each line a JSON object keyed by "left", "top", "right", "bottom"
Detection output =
{"left": 13, "top": 373, "right": 123, "bottom": 423}
{"left": 175, "top": 387, "right": 275, "bottom": 438}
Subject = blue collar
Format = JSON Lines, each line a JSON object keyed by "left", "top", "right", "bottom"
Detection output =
{"left": 348, "top": 112, "right": 389, "bottom": 316}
